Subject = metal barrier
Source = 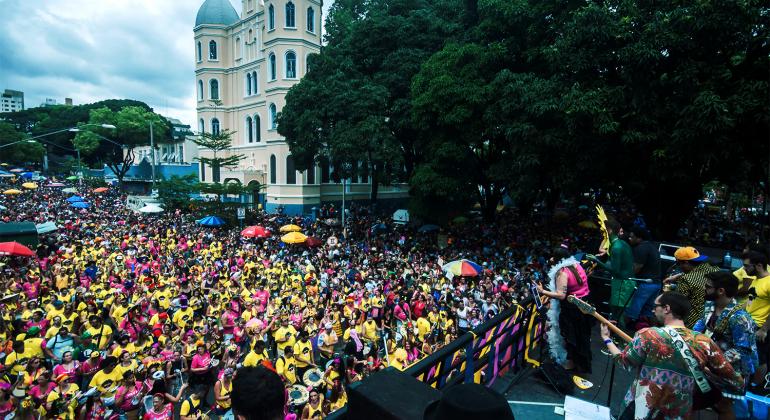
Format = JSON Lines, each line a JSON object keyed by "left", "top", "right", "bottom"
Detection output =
{"left": 326, "top": 298, "right": 546, "bottom": 419}
{"left": 405, "top": 297, "right": 545, "bottom": 389}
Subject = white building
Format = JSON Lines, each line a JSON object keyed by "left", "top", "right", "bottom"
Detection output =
{"left": 194, "top": 0, "right": 407, "bottom": 214}
{"left": 1, "top": 90, "right": 23, "bottom": 113}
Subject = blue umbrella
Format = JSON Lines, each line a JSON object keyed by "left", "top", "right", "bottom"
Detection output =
{"left": 66, "top": 195, "right": 84, "bottom": 203}
{"left": 418, "top": 224, "right": 440, "bottom": 233}
{"left": 20, "top": 172, "right": 34, "bottom": 179}
{"left": 198, "top": 216, "right": 225, "bottom": 227}
{"left": 71, "top": 201, "right": 90, "bottom": 209}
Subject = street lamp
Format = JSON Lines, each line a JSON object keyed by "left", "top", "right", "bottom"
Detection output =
{"left": 66, "top": 124, "right": 117, "bottom": 185}
{"left": 0, "top": 140, "right": 37, "bottom": 149}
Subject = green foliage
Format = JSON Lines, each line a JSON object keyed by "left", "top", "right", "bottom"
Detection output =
{"left": 0, "top": 122, "right": 45, "bottom": 165}
{"left": 156, "top": 174, "right": 201, "bottom": 211}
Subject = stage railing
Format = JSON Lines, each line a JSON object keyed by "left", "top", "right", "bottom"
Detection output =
{"left": 326, "top": 298, "right": 546, "bottom": 419}
{"left": 405, "top": 297, "right": 546, "bottom": 389}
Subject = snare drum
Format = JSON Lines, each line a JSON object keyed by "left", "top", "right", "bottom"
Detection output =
{"left": 302, "top": 368, "right": 323, "bottom": 388}
{"left": 10, "top": 388, "right": 25, "bottom": 399}
{"left": 288, "top": 385, "right": 309, "bottom": 406}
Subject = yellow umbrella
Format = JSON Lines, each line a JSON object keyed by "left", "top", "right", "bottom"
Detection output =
{"left": 3, "top": 189, "right": 22, "bottom": 195}
{"left": 281, "top": 231, "right": 308, "bottom": 244}
{"left": 22, "top": 182, "right": 37, "bottom": 190}
{"left": 279, "top": 224, "right": 302, "bottom": 233}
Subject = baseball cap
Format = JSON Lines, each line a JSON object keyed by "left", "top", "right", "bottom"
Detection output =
{"left": 674, "top": 246, "right": 709, "bottom": 263}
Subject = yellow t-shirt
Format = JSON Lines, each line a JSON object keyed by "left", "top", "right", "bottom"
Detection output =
{"left": 276, "top": 355, "right": 297, "bottom": 384}
{"left": 242, "top": 349, "right": 268, "bottom": 367}
{"left": 85, "top": 324, "right": 114, "bottom": 350}
{"left": 179, "top": 395, "right": 202, "bottom": 416}
{"left": 274, "top": 326, "right": 297, "bottom": 351}
{"left": 416, "top": 317, "right": 431, "bottom": 342}
{"left": 89, "top": 368, "right": 123, "bottom": 397}
{"left": 293, "top": 340, "right": 313, "bottom": 368}
{"left": 748, "top": 275, "right": 770, "bottom": 327}
{"left": 173, "top": 308, "right": 194, "bottom": 329}
{"left": 4, "top": 348, "right": 36, "bottom": 374}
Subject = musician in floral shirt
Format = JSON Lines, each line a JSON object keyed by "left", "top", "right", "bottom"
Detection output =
{"left": 601, "top": 292, "right": 743, "bottom": 420}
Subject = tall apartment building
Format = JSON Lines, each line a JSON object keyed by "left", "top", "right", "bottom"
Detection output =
{"left": 1, "top": 90, "right": 24, "bottom": 113}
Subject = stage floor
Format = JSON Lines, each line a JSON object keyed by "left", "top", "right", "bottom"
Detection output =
{"left": 499, "top": 326, "right": 719, "bottom": 419}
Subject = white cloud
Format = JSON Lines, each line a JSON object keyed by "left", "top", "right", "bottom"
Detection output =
{"left": 0, "top": 0, "right": 334, "bottom": 127}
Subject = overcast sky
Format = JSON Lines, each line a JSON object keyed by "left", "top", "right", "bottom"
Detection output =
{"left": 0, "top": 0, "right": 331, "bottom": 127}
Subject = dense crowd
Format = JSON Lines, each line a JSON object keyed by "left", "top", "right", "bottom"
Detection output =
{"left": 0, "top": 181, "right": 600, "bottom": 419}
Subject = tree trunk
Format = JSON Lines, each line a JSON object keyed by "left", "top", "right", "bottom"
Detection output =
{"left": 370, "top": 168, "right": 379, "bottom": 203}
{"left": 635, "top": 178, "right": 702, "bottom": 241}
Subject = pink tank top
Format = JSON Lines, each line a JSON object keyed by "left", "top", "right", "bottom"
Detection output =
{"left": 563, "top": 264, "right": 589, "bottom": 298}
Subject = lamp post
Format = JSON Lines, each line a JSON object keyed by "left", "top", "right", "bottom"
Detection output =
{"left": 0, "top": 139, "right": 37, "bottom": 149}
{"left": 67, "top": 124, "right": 117, "bottom": 186}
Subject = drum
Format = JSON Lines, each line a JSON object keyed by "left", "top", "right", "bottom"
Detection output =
{"left": 10, "top": 388, "right": 25, "bottom": 399}
{"left": 288, "top": 385, "right": 309, "bottom": 406}
{"left": 302, "top": 368, "right": 323, "bottom": 388}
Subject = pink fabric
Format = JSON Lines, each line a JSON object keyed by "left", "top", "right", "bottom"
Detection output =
{"left": 563, "top": 264, "right": 589, "bottom": 298}
{"left": 191, "top": 353, "right": 211, "bottom": 369}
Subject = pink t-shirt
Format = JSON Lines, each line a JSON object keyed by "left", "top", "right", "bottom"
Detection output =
{"left": 116, "top": 381, "right": 143, "bottom": 411}
{"left": 563, "top": 264, "right": 589, "bottom": 298}
{"left": 143, "top": 403, "right": 173, "bottom": 420}
{"left": 191, "top": 353, "right": 211, "bottom": 370}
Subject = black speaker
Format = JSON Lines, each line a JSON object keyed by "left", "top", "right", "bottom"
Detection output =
{"left": 538, "top": 362, "right": 575, "bottom": 395}
{"left": 345, "top": 368, "right": 442, "bottom": 420}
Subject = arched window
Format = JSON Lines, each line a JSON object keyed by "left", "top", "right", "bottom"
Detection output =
{"left": 307, "top": 165, "right": 315, "bottom": 184}
{"left": 254, "top": 115, "right": 261, "bottom": 141}
{"left": 246, "top": 116, "right": 253, "bottom": 143}
{"left": 248, "top": 29, "right": 254, "bottom": 42}
{"left": 269, "top": 103, "right": 277, "bottom": 129}
{"left": 196, "top": 41, "right": 202, "bottom": 61}
{"left": 252, "top": 71, "right": 258, "bottom": 93}
{"left": 270, "top": 154, "right": 277, "bottom": 184}
{"left": 285, "top": 52, "right": 296, "bottom": 78}
{"left": 285, "top": 2, "right": 295, "bottom": 27}
{"left": 209, "top": 40, "right": 217, "bottom": 60}
{"left": 246, "top": 73, "right": 252, "bottom": 95}
{"left": 307, "top": 7, "right": 315, "bottom": 32}
{"left": 269, "top": 53, "right": 276, "bottom": 80}
{"left": 211, "top": 118, "right": 220, "bottom": 136}
{"left": 197, "top": 80, "right": 204, "bottom": 101}
{"left": 198, "top": 118, "right": 205, "bottom": 133}
{"left": 235, "top": 37, "right": 241, "bottom": 59}
{"left": 210, "top": 79, "right": 219, "bottom": 100}
{"left": 286, "top": 156, "right": 296, "bottom": 184}
{"left": 268, "top": 5, "right": 275, "bottom": 30}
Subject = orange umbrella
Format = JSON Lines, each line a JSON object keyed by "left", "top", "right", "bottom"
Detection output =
{"left": 93, "top": 187, "right": 109, "bottom": 193}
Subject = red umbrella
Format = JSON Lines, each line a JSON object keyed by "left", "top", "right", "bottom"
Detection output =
{"left": 305, "top": 236, "right": 323, "bottom": 248}
{"left": 241, "top": 225, "right": 271, "bottom": 238}
{"left": 0, "top": 242, "right": 35, "bottom": 257}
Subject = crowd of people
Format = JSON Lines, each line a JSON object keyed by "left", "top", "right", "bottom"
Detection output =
{"left": 0, "top": 180, "right": 598, "bottom": 419}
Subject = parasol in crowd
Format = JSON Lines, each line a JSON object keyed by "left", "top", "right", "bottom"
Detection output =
{"left": 2, "top": 189, "right": 22, "bottom": 195}
{"left": 35, "top": 222, "right": 58, "bottom": 234}
{"left": 442, "top": 259, "right": 483, "bottom": 277}
{"left": 61, "top": 188, "right": 78, "bottom": 193}
{"left": 93, "top": 187, "right": 109, "bottom": 193}
{"left": 65, "top": 175, "right": 78, "bottom": 181}
{"left": 66, "top": 195, "right": 85, "bottom": 203}
{"left": 21, "top": 182, "right": 37, "bottom": 190}
{"left": 279, "top": 224, "right": 302, "bottom": 233}
{"left": 241, "top": 225, "right": 271, "bottom": 238}
{"left": 305, "top": 236, "right": 323, "bottom": 247}
{"left": 281, "top": 231, "right": 308, "bottom": 244}
{"left": 47, "top": 182, "right": 66, "bottom": 187}
{"left": 70, "top": 201, "right": 90, "bottom": 209}
{"left": 198, "top": 216, "right": 225, "bottom": 227}
{"left": 0, "top": 242, "right": 35, "bottom": 257}
{"left": 418, "top": 224, "right": 440, "bottom": 233}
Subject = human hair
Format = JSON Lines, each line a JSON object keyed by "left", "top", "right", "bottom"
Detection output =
{"left": 705, "top": 271, "right": 739, "bottom": 298}
{"left": 630, "top": 226, "right": 650, "bottom": 241}
{"left": 605, "top": 219, "right": 621, "bottom": 235}
{"left": 657, "top": 292, "right": 691, "bottom": 320}
{"left": 552, "top": 246, "right": 570, "bottom": 261}
{"left": 231, "top": 366, "right": 285, "bottom": 420}
{"left": 744, "top": 250, "right": 768, "bottom": 267}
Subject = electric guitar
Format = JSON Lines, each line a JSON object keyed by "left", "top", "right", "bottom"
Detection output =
{"left": 567, "top": 295, "right": 632, "bottom": 342}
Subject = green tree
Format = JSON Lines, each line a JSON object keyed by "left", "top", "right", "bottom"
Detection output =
{"left": 74, "top": 106, "right": 170, "bottom": 188}
{"left": 0, "top": 122, "right": 45, "bottom": 165}
{"left": 191, "top": 128, "right": 245, "bottom": 201}
{"left": 156, "top": 174, "right": 201, "bottom": 211}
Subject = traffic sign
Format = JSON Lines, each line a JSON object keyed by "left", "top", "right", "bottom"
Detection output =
{"left": 237, "top": 207, "right": 245, "bottom": 219}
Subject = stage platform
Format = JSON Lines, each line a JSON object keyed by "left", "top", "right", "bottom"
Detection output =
{"left": 497, "top": 326, "right": 719, "bottom": 420}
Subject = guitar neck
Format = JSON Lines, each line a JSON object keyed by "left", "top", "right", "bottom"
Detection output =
{"left": 591, "top": 311, "right": 633, "bottom": 343}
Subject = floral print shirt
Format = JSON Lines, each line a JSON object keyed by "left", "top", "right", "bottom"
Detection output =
{"left": 615, "top": 325, "right": 742, "bottom": 420}
{"left": 693, "top": 299, "right": 758, "bottom": 379}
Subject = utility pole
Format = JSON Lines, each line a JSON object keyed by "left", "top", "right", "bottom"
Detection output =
{"left": 149, "top": 120, "right": 156, "bottom": 193}
{"left": 76, "top": 149, "right": 82, "bottom": 187}
{"left": 342, "top": 177, "right": 346, "bottom": 239}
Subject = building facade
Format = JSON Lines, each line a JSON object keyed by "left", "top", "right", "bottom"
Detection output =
{"left": 1, "top": 90, "right": 24, "bottom": 113}
{"left": 194, "top": 0, "right": 407, "bottom": 214}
